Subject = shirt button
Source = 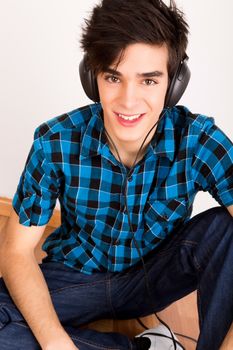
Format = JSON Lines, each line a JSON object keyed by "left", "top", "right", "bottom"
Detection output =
{"left": 25, "top": 191, "right": 33, "bottom": 196}
{"left": 127, "top": 176, "right": 133, "bottom": 182}
{"left": 121, "top": 206, "right": 127, "bottom": 214}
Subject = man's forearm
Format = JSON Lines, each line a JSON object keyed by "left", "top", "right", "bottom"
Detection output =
{"left": 0, "top": 252, "right": 75, "bottom": 349}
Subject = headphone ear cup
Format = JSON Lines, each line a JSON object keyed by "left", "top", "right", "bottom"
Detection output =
{"left": 79, "top": 55, "right": 100, "bottom": 102}
{"left": 165, "top": 55, "right": 191, "bottom": 108}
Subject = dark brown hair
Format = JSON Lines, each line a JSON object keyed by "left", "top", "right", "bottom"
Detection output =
{"left": 80, "top": 0, "right": 189, "bottom": 79}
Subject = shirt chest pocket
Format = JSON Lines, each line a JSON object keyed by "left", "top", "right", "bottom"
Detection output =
{"left": 144, "top": 197, "right": 189, "bottom": 235}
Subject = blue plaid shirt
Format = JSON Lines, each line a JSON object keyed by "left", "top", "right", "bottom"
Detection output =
{"left": 13, "top": 103, "right": 233, "bottom": 274}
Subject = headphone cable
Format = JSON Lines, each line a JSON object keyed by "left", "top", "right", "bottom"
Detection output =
{"left": 137, "top": 317, "right": 197, "bottom": 345}
{"left": 104, "top": 109, "right": 182, "bottom": 349}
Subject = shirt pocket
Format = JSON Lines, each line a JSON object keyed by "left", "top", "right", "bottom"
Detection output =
{"left": 144, "top": 197, "right": 189, "bottom": 239}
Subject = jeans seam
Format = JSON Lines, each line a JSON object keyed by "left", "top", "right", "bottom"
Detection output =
{"left": 49, "top": 280, "right": 105, "bottom": 295}
{"left": 197, "top": 283, "right": 203, "bottom": 329}
{"left": 179, "top": 239, "right": 198, "bottom": 246}
{"left": 69, "top": 333, "right": 128, "bottom": 350}
{"left": 193, "top": 254, "right": 202, "bottom": 271}
{"left": 151, "top": 240, "right": 187, "bottom": 258}
{"left": 180, "top": 240, "right": 202, "bottom": 271}
{"left": 106, "top": 275, "right": 117, "bottom": 319}
{"left": 13, "top": 321, "right": 29, "bottom": 329}
{"left": 0, "top": 302, "right": 18, "bottom": 308}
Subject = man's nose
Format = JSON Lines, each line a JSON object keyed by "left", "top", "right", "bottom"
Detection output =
{"left": 119, "top": 83, "right": 139, "bottom": 110}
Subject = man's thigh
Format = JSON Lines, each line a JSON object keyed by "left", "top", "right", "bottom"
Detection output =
{"left": 0, "top": 262, "right": 114, "bottom": 330}
{"left": 112, "top": 206, "right": 229, "bottom": 318}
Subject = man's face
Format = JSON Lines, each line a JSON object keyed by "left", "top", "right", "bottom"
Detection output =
{"left": 97, "top": 43, "right": 169, "bottom": 150}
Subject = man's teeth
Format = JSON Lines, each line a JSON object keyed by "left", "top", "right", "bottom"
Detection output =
{"left": 118, "top": 113, "right": 142, "bottom": 121}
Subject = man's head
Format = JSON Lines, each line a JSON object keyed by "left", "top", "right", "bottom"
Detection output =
{"left": 80, "top": 0, "right": 189, "bottom": 156}
{"left": 95, "top": 42, "right": 169, "bottom": 150}
{"left": 81, "top": 0, "right": 189, "bottom": 80}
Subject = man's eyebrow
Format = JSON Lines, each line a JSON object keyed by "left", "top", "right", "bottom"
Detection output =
{"left": 103, "top": 68, "right": 164, "bottom": 78}
{"left": 138, "top": 71, "right": 164, "bottom": 78}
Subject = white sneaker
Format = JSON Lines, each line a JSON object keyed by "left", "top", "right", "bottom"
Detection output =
{"left": 135, "top": 324, "right": 183, "bottom": 349}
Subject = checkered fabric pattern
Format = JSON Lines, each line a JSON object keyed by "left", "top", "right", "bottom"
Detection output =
{"left": 13, "top": 103, "right": 233, "bottom": 274}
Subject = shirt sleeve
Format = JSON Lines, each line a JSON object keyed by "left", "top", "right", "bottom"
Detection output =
{"left": 12, "top": 128, "right": 60, "bottom": 226}
{"left": 191, "top": 120, "right": 233, "bottom": 207}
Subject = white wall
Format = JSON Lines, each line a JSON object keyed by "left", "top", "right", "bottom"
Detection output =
{"left": 1, "top": 0, "right": 233, "bottom": 216}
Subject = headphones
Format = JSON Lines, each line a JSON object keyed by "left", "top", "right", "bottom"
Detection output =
{"left": 79, "top": 53, "right": 191, "bottom": 108}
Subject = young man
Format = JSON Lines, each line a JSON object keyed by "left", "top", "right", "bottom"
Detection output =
{"left": 0, "top": 1, "right": 233, "bottom": 349}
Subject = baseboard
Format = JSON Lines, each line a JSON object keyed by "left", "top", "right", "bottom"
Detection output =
{"left": 0, "top": 197, "right": 60, "bottom": 228}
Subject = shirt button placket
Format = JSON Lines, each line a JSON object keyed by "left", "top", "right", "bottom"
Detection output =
{"left": 127, "top": 175, "right": 133, "bottom": 182}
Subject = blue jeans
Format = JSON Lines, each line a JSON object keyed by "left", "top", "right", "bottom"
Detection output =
{"left": 0, "top": 206, "right": 233, "bottom": 349}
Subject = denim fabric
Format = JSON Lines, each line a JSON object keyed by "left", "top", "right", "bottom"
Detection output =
{"left": 0, "top": 206, "right": 233, "bottom": 349}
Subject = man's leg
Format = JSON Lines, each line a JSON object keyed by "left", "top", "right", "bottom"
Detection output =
{"left": 186, "top": 207, "right": 233, "bottom": 350}
{"left": 0, "top": 263, "right": 137, "bottom": 350}
{"left": 112, "top": 206, "right": 233, "bottom": 350}
{"left": 0, "top": 319, "right": 135, "bottom": 350}
{"left": 1, "top": 206, "right": 232, "bottom": 349}
{"left": 168, "top": 206, "right": 233, "bottom": 350}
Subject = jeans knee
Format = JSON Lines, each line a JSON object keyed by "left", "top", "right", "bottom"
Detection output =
{"left": 211, "top": 206, "right": 233, "bottom": 227}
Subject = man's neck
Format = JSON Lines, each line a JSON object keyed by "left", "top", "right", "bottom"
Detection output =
{"left": 108, "top": 139, "right": 149, "bottom": 168}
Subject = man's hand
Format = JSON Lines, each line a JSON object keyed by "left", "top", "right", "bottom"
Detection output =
{"left": 44, "top": 336, "right": 79, "bottom": 350}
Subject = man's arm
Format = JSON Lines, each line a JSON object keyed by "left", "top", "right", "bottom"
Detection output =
{"left": 0, "top": 208, "right": 78, "bottom": 350}
{"left": 227, "top": 204, "right": 233, "bottom": 217}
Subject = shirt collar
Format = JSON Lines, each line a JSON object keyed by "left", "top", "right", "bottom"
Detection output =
{"left": 80, "top": 104, "right": 109, "bottom": 160}
{"left": 150, "top": 108, "right": 175, "bottom": 162}
{"left": 80, "top": 104, "right": 175, "bottom": 163}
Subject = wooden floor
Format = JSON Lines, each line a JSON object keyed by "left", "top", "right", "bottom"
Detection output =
{"left": 1, "top": 213, "right": 232, "bottom": 349}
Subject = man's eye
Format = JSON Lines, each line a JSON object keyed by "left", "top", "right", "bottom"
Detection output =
{"left": 105, "top": 75, "right": 120, "bottom": 83}
{"left": 143, "top": 79, "right": 157, "bottom": 86}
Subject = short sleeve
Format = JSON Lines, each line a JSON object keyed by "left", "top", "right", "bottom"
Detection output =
{"left": 191, "top": 120, "right": 233, "bottom": 206}
{"left": 12, "top": 128, "right": 60, "bottom": 226}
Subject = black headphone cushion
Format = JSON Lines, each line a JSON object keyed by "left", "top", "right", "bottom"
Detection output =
{"left": 165, "top": 57, "right": 191, "bottom": 108}
{"left": 79, "top": 56, "right": 100, "bottom": 102}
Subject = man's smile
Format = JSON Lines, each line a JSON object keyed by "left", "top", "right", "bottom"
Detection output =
{"left": 114, "top": 112, "right": 145, "bottom": 126}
